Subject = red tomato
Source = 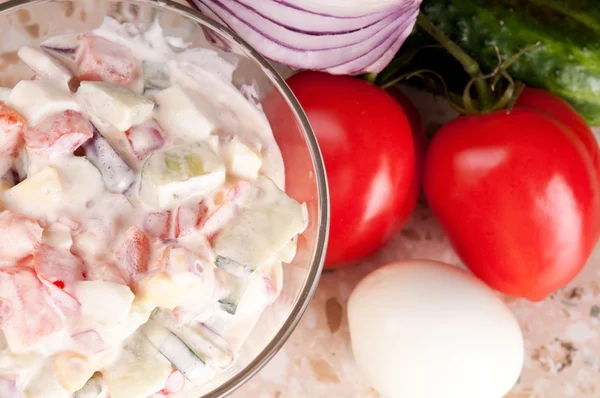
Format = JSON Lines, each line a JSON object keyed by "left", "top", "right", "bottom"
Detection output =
{"left": 282, "top": 72, "right": 416, "bottom": 268}
{"left": 424, "top": 88, "right": 600, "bottom": 301}
{"left": 76, "top": 35, "right": 139, "bottom": 86}
{"left": 24, "top": 110, "right": 93, "bottom": 153}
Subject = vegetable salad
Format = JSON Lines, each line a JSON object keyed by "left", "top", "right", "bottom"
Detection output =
{"left": 0, "top": 16, "right": 307, "bottom": 398}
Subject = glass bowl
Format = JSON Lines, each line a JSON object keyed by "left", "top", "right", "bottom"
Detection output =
{"left": 0, "top": 0, "right": 329, "bottom": 396}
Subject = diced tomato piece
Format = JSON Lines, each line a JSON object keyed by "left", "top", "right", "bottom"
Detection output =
{"left": 125, "top": 120, "right": 166, "bottom": 161}
{"left": 34, "top": 244, "right": 85, "bottom": 287}
{"left": 24, "top": 110, "right": 93, "bottom": 153}
{"left": 83, "top": 261, "right": 127, "bottom": 285}
{"left": 0, "top": 211, "right": 42, "bottom": 264}
{"left": 0, "top": 101, "right": 25, "bottom": 157}
{"left": 76, "top": 35, "right": 139, "bottom": 86}
{"left": 175, "top": 201, "right": 208, "bottom": 238}
{"left": 143, "top": 211, "right": 173, "bottom": 241}
{"left": 161, "top": 369, "right": 185, "bottom": 394}
{"left": 0, "top": 266, "right": 62, "bottom": 352}
{"left": 115, "top": 226, "right": 151, "bottom": 282}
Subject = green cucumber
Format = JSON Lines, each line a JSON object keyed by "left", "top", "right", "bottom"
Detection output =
{"left": 406, "top": 0, "right": 600, "bottom": 125}
{"left": 141, "top": 322, "right": 208, "bottom": 383}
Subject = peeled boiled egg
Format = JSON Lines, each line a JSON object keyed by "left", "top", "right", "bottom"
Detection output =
{"left": 348, "top": 260, "right": 524, "bottom": 398}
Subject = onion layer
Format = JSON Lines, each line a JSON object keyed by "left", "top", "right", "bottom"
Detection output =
{"left": 188, "top": 0, "right": 421, "bottom": 75}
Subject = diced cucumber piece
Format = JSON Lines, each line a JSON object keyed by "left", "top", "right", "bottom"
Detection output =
{"left": 214, "top": 255, "right": 250, "bottom": 276}
{"left": 142, "top": 61, "right": 170, "bottom": 92}
{"left": 83, "top": 127, "right": 135, "bottom": 194}
{"left": 8, "top": 81, "right": 81, "bottom": 125}
{"left": 73, "top": 376, "right": 108, "bottom": 398}
{"left": 140, "top": 143, "right": 225, "bottom": 209}
{"left": 213, "top": 176, "right": 307, "bottom": 275}
{"left": 77, "top": 82, "right": 154, "bottom": 131}
{"left": 153, "top": 85, "right": 217, "bottom": 142}
{"left": 74, "top": 280, "right": 135, "bottom": 335}
{"left": 149, "top": 309, "right": 234, "bottom": 369}
{"left": 221, "top": 136, "right": 262, "bottom": 180}
{"left": 218, "top": 299, "right": 237, "bottom": 315}
{"left": 3, "top": 167, "right": 62, "bottom": 220}
{"left": 141, "top": 322, "right": 209, "bottom": 383}
{"left": 102, "top": 333, "right": 171, "bottom": 398}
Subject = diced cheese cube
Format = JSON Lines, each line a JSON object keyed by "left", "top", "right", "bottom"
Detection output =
{"left": 74, "top": 281, "right": 134, "bottom": 337}
{"left": 52, "top": 352, "right": 96, "bottom": 393}
{"left": 213, "top": 176, "right": 307, "bottom": 274}
{"left": 153, "top": 85, "right": 217, "bottom": 142}
{"left": 18, "top": 46, "right": 73, "bottom": 92}
{"left": 140, "top": 143, "right": 225, "bottom": 209}
{"left": 221, "top": 136, "right": 262, "bottom": 180}
{"left": 7, "top": 80, "right": 81, "bottom": 125}
{"left": 134, "top": 272, "right": 191, "bottom": 310}
{"left": 0, "top": 87, "right": 10, "bottom": 101}
{"left": 77, "top": 81, "right": 154, "bottom": 131}
{"left": 102, "top": 333, "right": 171, "bottom": 398}
{"left": 3, "top": 167, "right": 62, "bottom": 220}
{"left": 24, "top": 362, "right": 71, "bottom": 398}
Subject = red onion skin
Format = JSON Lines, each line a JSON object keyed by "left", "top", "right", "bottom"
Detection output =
{"left": 214, "top": 0, "right": 403, "bottom": 51}
{"left": 187, "top": 0, "right": 421, "bottom": 74}
{"left": 327, "top": 8, "right": 418, "bottom": 74}
{"left": 192, "top": 0, "right": 408, "bottom": 71}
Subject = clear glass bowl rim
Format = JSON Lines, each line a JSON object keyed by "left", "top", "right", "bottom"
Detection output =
{"left": 0, "top": 0, "right": 330, "bottom": 396}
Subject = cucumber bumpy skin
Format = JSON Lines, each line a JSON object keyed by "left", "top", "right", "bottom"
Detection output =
{"left": 420, "top": 0, "right": 600, "bottom": 125}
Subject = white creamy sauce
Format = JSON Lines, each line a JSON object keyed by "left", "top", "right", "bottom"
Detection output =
{"left": 0, "top": 17, "right": 305, "bottom": 397}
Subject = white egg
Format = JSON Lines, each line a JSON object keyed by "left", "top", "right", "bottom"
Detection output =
{"left": 348, "top": 260, "right": 524, "bottom": 398}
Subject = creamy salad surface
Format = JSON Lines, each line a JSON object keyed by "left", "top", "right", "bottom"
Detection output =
{"left": 0, "top": 17, "right": 306, "bottom": 398}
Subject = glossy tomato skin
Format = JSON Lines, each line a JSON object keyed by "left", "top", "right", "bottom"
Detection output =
{"left": 516, "top": 88, "right": 600, "bottom": 183}
{"left": 424, "top": 91, "right": 600, "bottom": 301}
{"left": 285, "top": 72, "right": 415, "bottom": 268}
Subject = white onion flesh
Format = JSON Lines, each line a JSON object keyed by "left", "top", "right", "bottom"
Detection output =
{"left": 188, "top": 0, "right": 421, "bottom": 75}
{"left": 233, "top": 0, "right": 398, "bottom": 34}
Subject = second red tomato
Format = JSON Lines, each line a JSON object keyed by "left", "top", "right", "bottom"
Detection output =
{"left": 286, "top": 72, "right": 416, "bottom": 268}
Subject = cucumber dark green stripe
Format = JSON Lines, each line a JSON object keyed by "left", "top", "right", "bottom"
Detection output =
{"left": 419, "top": 0, "right": 600, "bottom": 125}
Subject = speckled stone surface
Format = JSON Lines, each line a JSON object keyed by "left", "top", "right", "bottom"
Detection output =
{"left": 0, "top": 2, "right": 599, "bottom": 397}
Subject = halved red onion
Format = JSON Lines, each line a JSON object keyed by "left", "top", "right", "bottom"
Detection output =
{"left": 233, "top": 0, "right": 397, "bottom": 34}
{"left": 326, "top": 8, "right": 419, "bottom": 74}
{"left": 215, "top": 0, "right": 402, "bottom": 51}
{"left": 192, "top": 0, "right": 410, "bottom": 72}
{"left": 188, "top": 0, "right": 421, "bottom": 75}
